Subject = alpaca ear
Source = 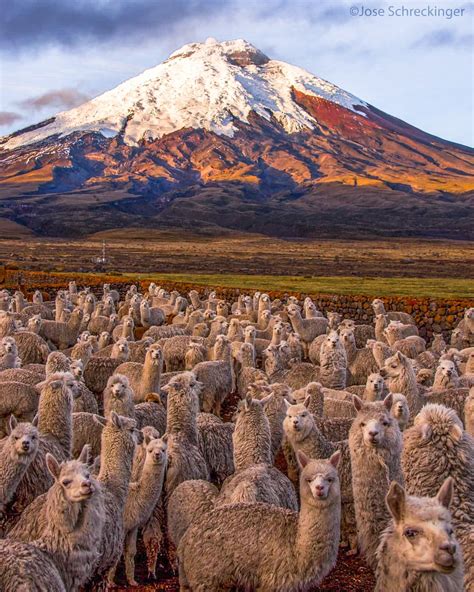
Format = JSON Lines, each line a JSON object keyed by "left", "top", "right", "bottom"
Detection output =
{"left": 161, "top": 432, "right": 168, "bottom": 444}
{"left": 386, "top": 481, "right": 405, "bottom": 523}
{"left": 31, "top": 414, "right": 39, "bottom": 427}
{"left": 7, "top": 415, "right": 17, "bottom": 434}
{"left": 258, "top": 393, "right": 273, "bottom": 407}
{"left": 420, "top": 423, "right": 432, "bottom": 441}
{"left": 284, "top": 399, "right": 292, "bottom": 410}
{"left": 244, "top": 393, "right": 252, "bottom": 411}
{"left": 353, "top": 395, "right": 364, "bottom": 412}
{"left": 449, "top": 423, "right": 463, "bottom": 442}
{"left": 46, "top": 453, "right": 61, "bottom": 480}
{"left": 329, "top": 450, "right": 341, "bottom": 468}
{"left": 437, "top": 477, "right": 454, "bottom": 509}
{"left": 303, "top": 395, "right": 311, "bottom": 409}
{"left": 78, "top": 444, "right": 91, "bottom": 464}
{"left": 383, "top": 393, "right": 393, "bottom": 411}
{"left": 395, "top": 351, "right": 403, "bottom": 361}
{"left": 93, "top": 414, "right": 107, "bottom": 427}
{"left": 297, "top": 450, "right": 310, "bottom": 469}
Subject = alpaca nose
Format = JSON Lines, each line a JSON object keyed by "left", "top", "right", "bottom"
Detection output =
{"left": 21, "top": 441, "right": 30, "bottom": 451}
{"left": 440, "top": 542, "right": 456, "bottom": 555}
{"left": 369, "top": 429, "right": 379, "bottom": 438}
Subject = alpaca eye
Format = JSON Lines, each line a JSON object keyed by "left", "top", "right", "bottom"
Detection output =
{"left": 360, "top": 422, "right": 366, "bottom": 427}
{"left": 327, "top": 477, "right": 334, "bottom": 482}
{"left": 404, "top": 528, "right": 419, "bottom": 539}
{"left": 62, "top": 480, "right": 72, "bottom": 487}
{"left": 447, "top": 528, "right": 454, "bottom": 536}
{"left": 382, "top": 420, "right": 389, "bottom": 426}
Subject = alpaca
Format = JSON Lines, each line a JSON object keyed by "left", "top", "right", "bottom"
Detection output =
{"left": 402, "top": 404, "right": 474, "bottom": 590}
{"left": 178, "top": 451, "right": 342, "bottom": 592}
{"left": 349, "top": 394, "right": 403, "bottom": 568}
{"left": 375, "top": 479, "right": 464, "bottom": 592}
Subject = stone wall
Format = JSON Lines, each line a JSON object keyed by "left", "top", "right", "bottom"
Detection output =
{"left": 2, "top": 270, "right": 471, "bottom": 340}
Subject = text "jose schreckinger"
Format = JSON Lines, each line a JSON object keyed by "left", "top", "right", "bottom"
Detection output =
{"left": 350, "top": 5, "right": 467, "bottom": 18}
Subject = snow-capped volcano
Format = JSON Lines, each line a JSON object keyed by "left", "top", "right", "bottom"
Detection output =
{"left": 0, "top": 38, "right": 473, "bottom": 240}
{"left": 3, "top": 38, "right": 366, "bottom": 150}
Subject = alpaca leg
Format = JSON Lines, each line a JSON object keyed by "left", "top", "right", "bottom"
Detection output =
{"left": 143, "top": 501, "right": 165, "bottom": 578}
{"left": 124, "top": 527, "right": 139, "bottom": 586}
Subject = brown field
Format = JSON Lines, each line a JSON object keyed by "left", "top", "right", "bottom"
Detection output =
{"left": 0, "top": 231, "right": 473, "bottom": 281}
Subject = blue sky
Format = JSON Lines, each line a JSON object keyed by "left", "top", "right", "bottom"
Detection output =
{"left": 0, "top": 0, "right": 472, "bottom": 146}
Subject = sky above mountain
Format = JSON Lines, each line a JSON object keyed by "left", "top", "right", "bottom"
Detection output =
{"left": 1, "top": 0, "right": 472, "bottom": 146}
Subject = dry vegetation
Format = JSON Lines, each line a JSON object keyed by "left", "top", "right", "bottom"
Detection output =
{"left": 0, "top": 232, "right": 473, "bottom": 283}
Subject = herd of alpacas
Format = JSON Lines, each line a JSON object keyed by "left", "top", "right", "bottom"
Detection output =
{"left": 0, "top": 282, "right": 473, "bottom": 592}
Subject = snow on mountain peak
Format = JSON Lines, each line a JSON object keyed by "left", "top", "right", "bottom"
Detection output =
{"left": 3, "top": 38, "right": 366, "bottom": 150}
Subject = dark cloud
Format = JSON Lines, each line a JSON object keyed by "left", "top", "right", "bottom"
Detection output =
{"left": 1, "top": 0, "right": 232, "bottom": 52}
{"left": 413, "top": 28, "right": 473, "bottom": 49}
{"left": 0, "top": 111, "right": 23, "bottom": 126}
{"left": 19, "top": 89, "right": 90, "bottom": 111}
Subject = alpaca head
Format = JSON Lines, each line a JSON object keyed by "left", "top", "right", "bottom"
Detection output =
{"left": 321, "top": 330, "right": 341, "bottom": 351}
{"left": 372, "top": 298, "right": 385, "bottom": 315}
{"left": 236, "top": 392, "right": 272, "bottom": 421}
{"left": 283, "top": 399, "right": 316, "bottom": 441}
{"left": 412, "top": 404, "right": 463, "bottom": 444}
{"left": 7, "top": 415, "right": 39, "bottom": 458}
{"left": 380, "top": 351, "right": 411, "bottom": 380}
{"left": 286, "top": 304, "right": 300, "bottom": 319}
{"left": 297, "top": 451, "right": 341, "bottom": 505}
{"left": 146, "top": 343, "right": 163, "bottom": 367}
{"left": 244, "top": 325, "right": 257, "bottom": 340}
{"left": 434, "top": 359, "right": 459, "bottom": 388}
{"left": 327, "top": 311, "right": 342, "bottom": 330}
{"left": 352, "top": 394, "right": 398, "bottom": 448}
{"left": 0, "top": 336, "right": 17, "bottom": 355}
{"left": 46, "top": 447, "right": 97, "bottom": 503}
{"left": 113, "top": 338, "right": 130, "bottom": 359}
{"left": 108, "top": 374, "right": 131, "bottom": 400}
{"left": 162, "top": 371, "right": 203, "bottom": 400}
{"left": 390, "top": 394, "right": 410, "bottom": 430}
{"left": 144, "top": 433, "right": 168, "bottom": 467}
{"left": 27, "top": 314, "right": 43, "bottom": 332}
{"left": 70, "top": 359, "right": 84, "bottom": 381}
{"left": 366, "top": 373, "right": 385, "bottom": 397}
{"left": 384, "top": 478, "right": 461, "bottom": 574}
{"left": 339, "top": 327, "right": 356, "bottom": 348}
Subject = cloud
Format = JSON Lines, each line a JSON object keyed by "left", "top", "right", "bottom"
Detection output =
{"left": 19, "top": 89, "right": 90, "bottom": 111}
{"left": 413, "top": 28, "right": 473, "bottom": 49}
{"left": 1, "top": 0, "right": 232, "bottom": 52}
{"left": 0, "top": 111, "right": 23, "bottom": 126}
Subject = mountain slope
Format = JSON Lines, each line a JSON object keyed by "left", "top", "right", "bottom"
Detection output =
{"left": 0, "top": 38, "right": 473, "bottom": 239}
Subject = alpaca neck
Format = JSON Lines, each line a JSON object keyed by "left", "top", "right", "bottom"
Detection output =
{"left": 38, "top": 392, "right": 72, "bottom": 458}
{"left": 389, "top": 367, "right": 421, "bottom": 412}
{"left": 99, "top": 432, "right": 134, "bottom": 503}
{"left": 141, "top": 359, "right": 162, "bottom": 395}
{"left": 290, "top": 423, "right": 334, "bottom": 459}
{"left": 349, "top": 433, "right": 401, "bottom": 565}
{"left": 271, "top": 333, "right": 281, "bottom": 346}
{"left": 296, "top": 495, "right": 340, "bottom": 580}
{"left": 343, "top": 340, "right": 357, "bottom": 362}
{"left": 126, "top": 459, "right": 166, "bottom": 529}
{"left": 233, "top": 421, "right": 271, "bottom": 470}
{"left": 0, "top": 446, "right": 33, "bottom": 506}
{"left": 166, "top": 401, "right": 199, "bottom": 446}
{"left": 375, "top": 537, "right": 410, "bottom": 591}
{"left": 121, "top": 324, "right": 133, "bottom": 340}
